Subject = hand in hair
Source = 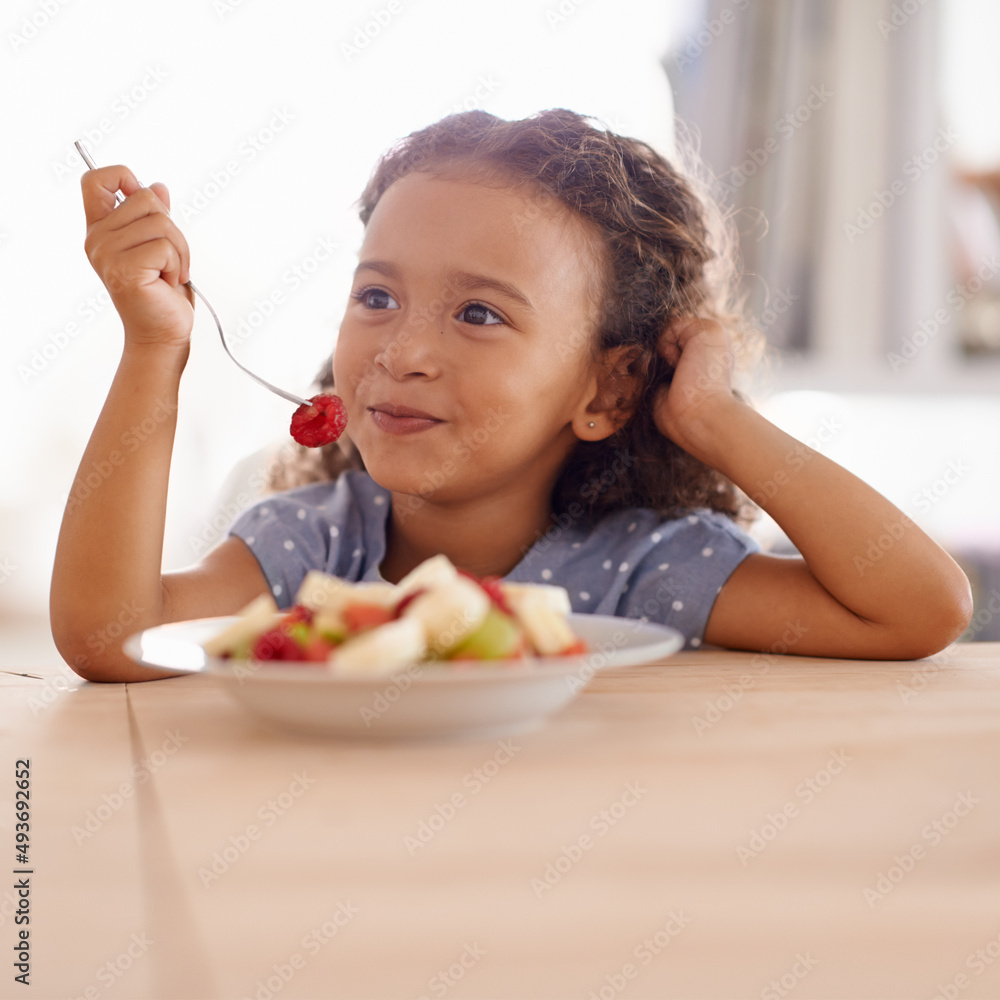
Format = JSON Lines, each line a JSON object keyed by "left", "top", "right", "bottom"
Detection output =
{"left": 652, "top": 315, "right": 739, "bottom": 455}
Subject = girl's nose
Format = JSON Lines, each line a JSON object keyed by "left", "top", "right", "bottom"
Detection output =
{"left": 374, "top": 317, "right": 443, "bottom": 380}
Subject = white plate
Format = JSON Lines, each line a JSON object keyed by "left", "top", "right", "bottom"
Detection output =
{"left": 123, "top": 614, "right": 684, "bottom": 740}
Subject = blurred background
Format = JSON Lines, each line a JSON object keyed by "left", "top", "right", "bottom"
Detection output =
{"left": 2, "top": 0, "right": 999, "bottom": 667}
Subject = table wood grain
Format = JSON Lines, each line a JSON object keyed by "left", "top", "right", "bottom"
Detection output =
{"left": 4, "top": 643, "right": 1000, "bottom": 999}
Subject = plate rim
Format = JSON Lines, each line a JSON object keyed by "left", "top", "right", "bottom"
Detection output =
{"left": 124, "top": 612, "right": 685, "bottom": 683}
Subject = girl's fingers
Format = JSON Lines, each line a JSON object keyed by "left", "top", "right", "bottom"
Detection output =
{"left": 112, "top": 238, "right": 185, "bottom": 293}
{"left": 86, "top": 202, "right": 192, "bottom": 287}
{"left": 659, "top": 316, "right": 729, "bottom": 364}
{"left": 93, "top": 187, "right": 170, "bottom": 235}
{"left": 80, "top": 165, "right": 143, "bottom": 226}
{"left": 118, "top": 188, "right": 190, "bottom": 284}
{"left": 82, "top": 168, "right": 187, "bottom": 274}
{"left": 145, "top": 184, "right": 191, "bottom": 283}
{"left": 146, "top": 239, "right": 183, "bottom": 289}
{"left": 149, "top": 181, "right": 170, "bottom": 212}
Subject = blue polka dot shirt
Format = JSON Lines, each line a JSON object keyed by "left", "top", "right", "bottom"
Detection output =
{"left": 227, "top": 470, "right": 760, "bottom": 650}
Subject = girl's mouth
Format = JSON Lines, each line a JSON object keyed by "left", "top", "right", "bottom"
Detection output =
{"left": 368, "top": 403, "right": 443, "bottom": 436}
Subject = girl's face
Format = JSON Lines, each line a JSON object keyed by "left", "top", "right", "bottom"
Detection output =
{"left": 333, "top": 169, "right": 605, "bottom": 511}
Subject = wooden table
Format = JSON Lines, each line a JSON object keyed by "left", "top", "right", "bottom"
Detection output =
{"left": 4, "top": 641, "right": 1000, "bottom": 1000}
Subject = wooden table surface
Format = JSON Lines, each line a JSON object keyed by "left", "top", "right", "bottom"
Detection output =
{"left": 3, "top": 641, "right": 1000, "bottom": 1000}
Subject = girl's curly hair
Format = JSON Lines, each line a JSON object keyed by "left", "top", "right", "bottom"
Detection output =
{"left": 270, "top": 108, "right": 764, "bottom": 529}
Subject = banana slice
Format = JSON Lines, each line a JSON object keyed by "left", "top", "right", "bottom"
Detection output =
{"left": 203, "top": 593, "right": 280, "bottom": 657}
{"left": 349, "top": 582, "right": 401, "bottom": 608}
{"left": 332, "top": 616, "right": 426, "bottom": 676}
{"left": 501, "top": 581, "right": 572, "bottom": 615}
{"left": 296, "top": 573, "right": 401, "bottom": 629}
{"left": 402, "top": 576, "right": 490, "bottom": 654}
{"left": 502, "top": 584, "right": 575, "bottom": 655}
{"left": 396, "top": 553, "right": 459, "bottom": 596}
{"left": 295, "top": 571, "right": 352, "bottom": 613}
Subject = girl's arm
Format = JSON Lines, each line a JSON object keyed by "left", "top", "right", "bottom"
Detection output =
{"left": 656, "top": 319, "right": 973, "bottom": 660}
{"left": 50, "top": 166, "right": 268, "bottom": 682}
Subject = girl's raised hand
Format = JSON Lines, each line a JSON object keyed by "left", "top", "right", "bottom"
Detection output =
{"left": 653, "top": 316, "right": 740, "bottom": 460}
{"left": 81, "top": 165, "right": 194, "bottom": 350}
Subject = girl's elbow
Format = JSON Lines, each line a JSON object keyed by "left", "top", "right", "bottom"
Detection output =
{"left": 51, "top": 617, "right": 142, "bottom": 683}
{"left": 892, "top": 588, "right": 974, "bottom": 661}
{"left": 938, "top": 571, "right": 976, "bottom": 646}
{"left": 51, "top": 616, "right": 94, "bottom": 680}
{"left": 52, "top": 632, "right": 115, "bottom": 683}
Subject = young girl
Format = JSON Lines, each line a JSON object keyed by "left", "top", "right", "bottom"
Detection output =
{"left": 51, "top": 109, "right": 972, "bottom": 682}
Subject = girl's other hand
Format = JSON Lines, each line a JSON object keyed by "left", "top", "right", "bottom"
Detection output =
{"left": 81, "top": 165, "right": 194, "bottom": 350}
{"left": 653, "top": 316, "right": 740, "bottom": 459}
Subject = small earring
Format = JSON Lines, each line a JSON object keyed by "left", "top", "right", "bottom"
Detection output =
{"left": 587, "top": 421, "right": 596, "bottom": 428}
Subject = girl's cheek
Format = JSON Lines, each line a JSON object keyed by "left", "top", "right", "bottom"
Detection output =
{"left": 334, "top": 337, "right": 375, "bottom": 413}
{"left": 331, "top": 347, "right": 351, "bottom": 403}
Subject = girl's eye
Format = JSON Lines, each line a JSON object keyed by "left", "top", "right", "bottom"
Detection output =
{"left": 458, "top": 302, "right": 504, "bottom": 326}
{"left": 351, "top": 288, "right": 504, "bottom": 326}
{"left": 352, "top": 287, "right": 400, "bottom": 310}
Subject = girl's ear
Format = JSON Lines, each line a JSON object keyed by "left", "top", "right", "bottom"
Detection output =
{"left": 573, "top": 344, "right": 644, "bottom": 440}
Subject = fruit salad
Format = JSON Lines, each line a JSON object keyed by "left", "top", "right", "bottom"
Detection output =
{"left": 202, "top": 555, "right": 587, "bottom": 675}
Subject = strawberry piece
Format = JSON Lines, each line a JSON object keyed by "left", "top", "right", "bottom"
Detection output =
{"left": 343, "top": 603, "right": 395, "bottom": 633}
{"left": 458, "top": 569, "right": 514, "bottom": 616}
{"left": 302, "top": 636, "right": 336, "bottom": 662}
{"left": 251, "top": 629, "right": 304, "bottom": 661}
{"left": 478, "top": 575, "right": 514, "bottom": 616}
{"left": 282, "top": 604, "right": 314, "bottom": 626}
{"left": 393, "top": 588, "right": 427, "bottom": 619}
{"left": 290, "top": 393, "right": 348, "bottom": 448}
